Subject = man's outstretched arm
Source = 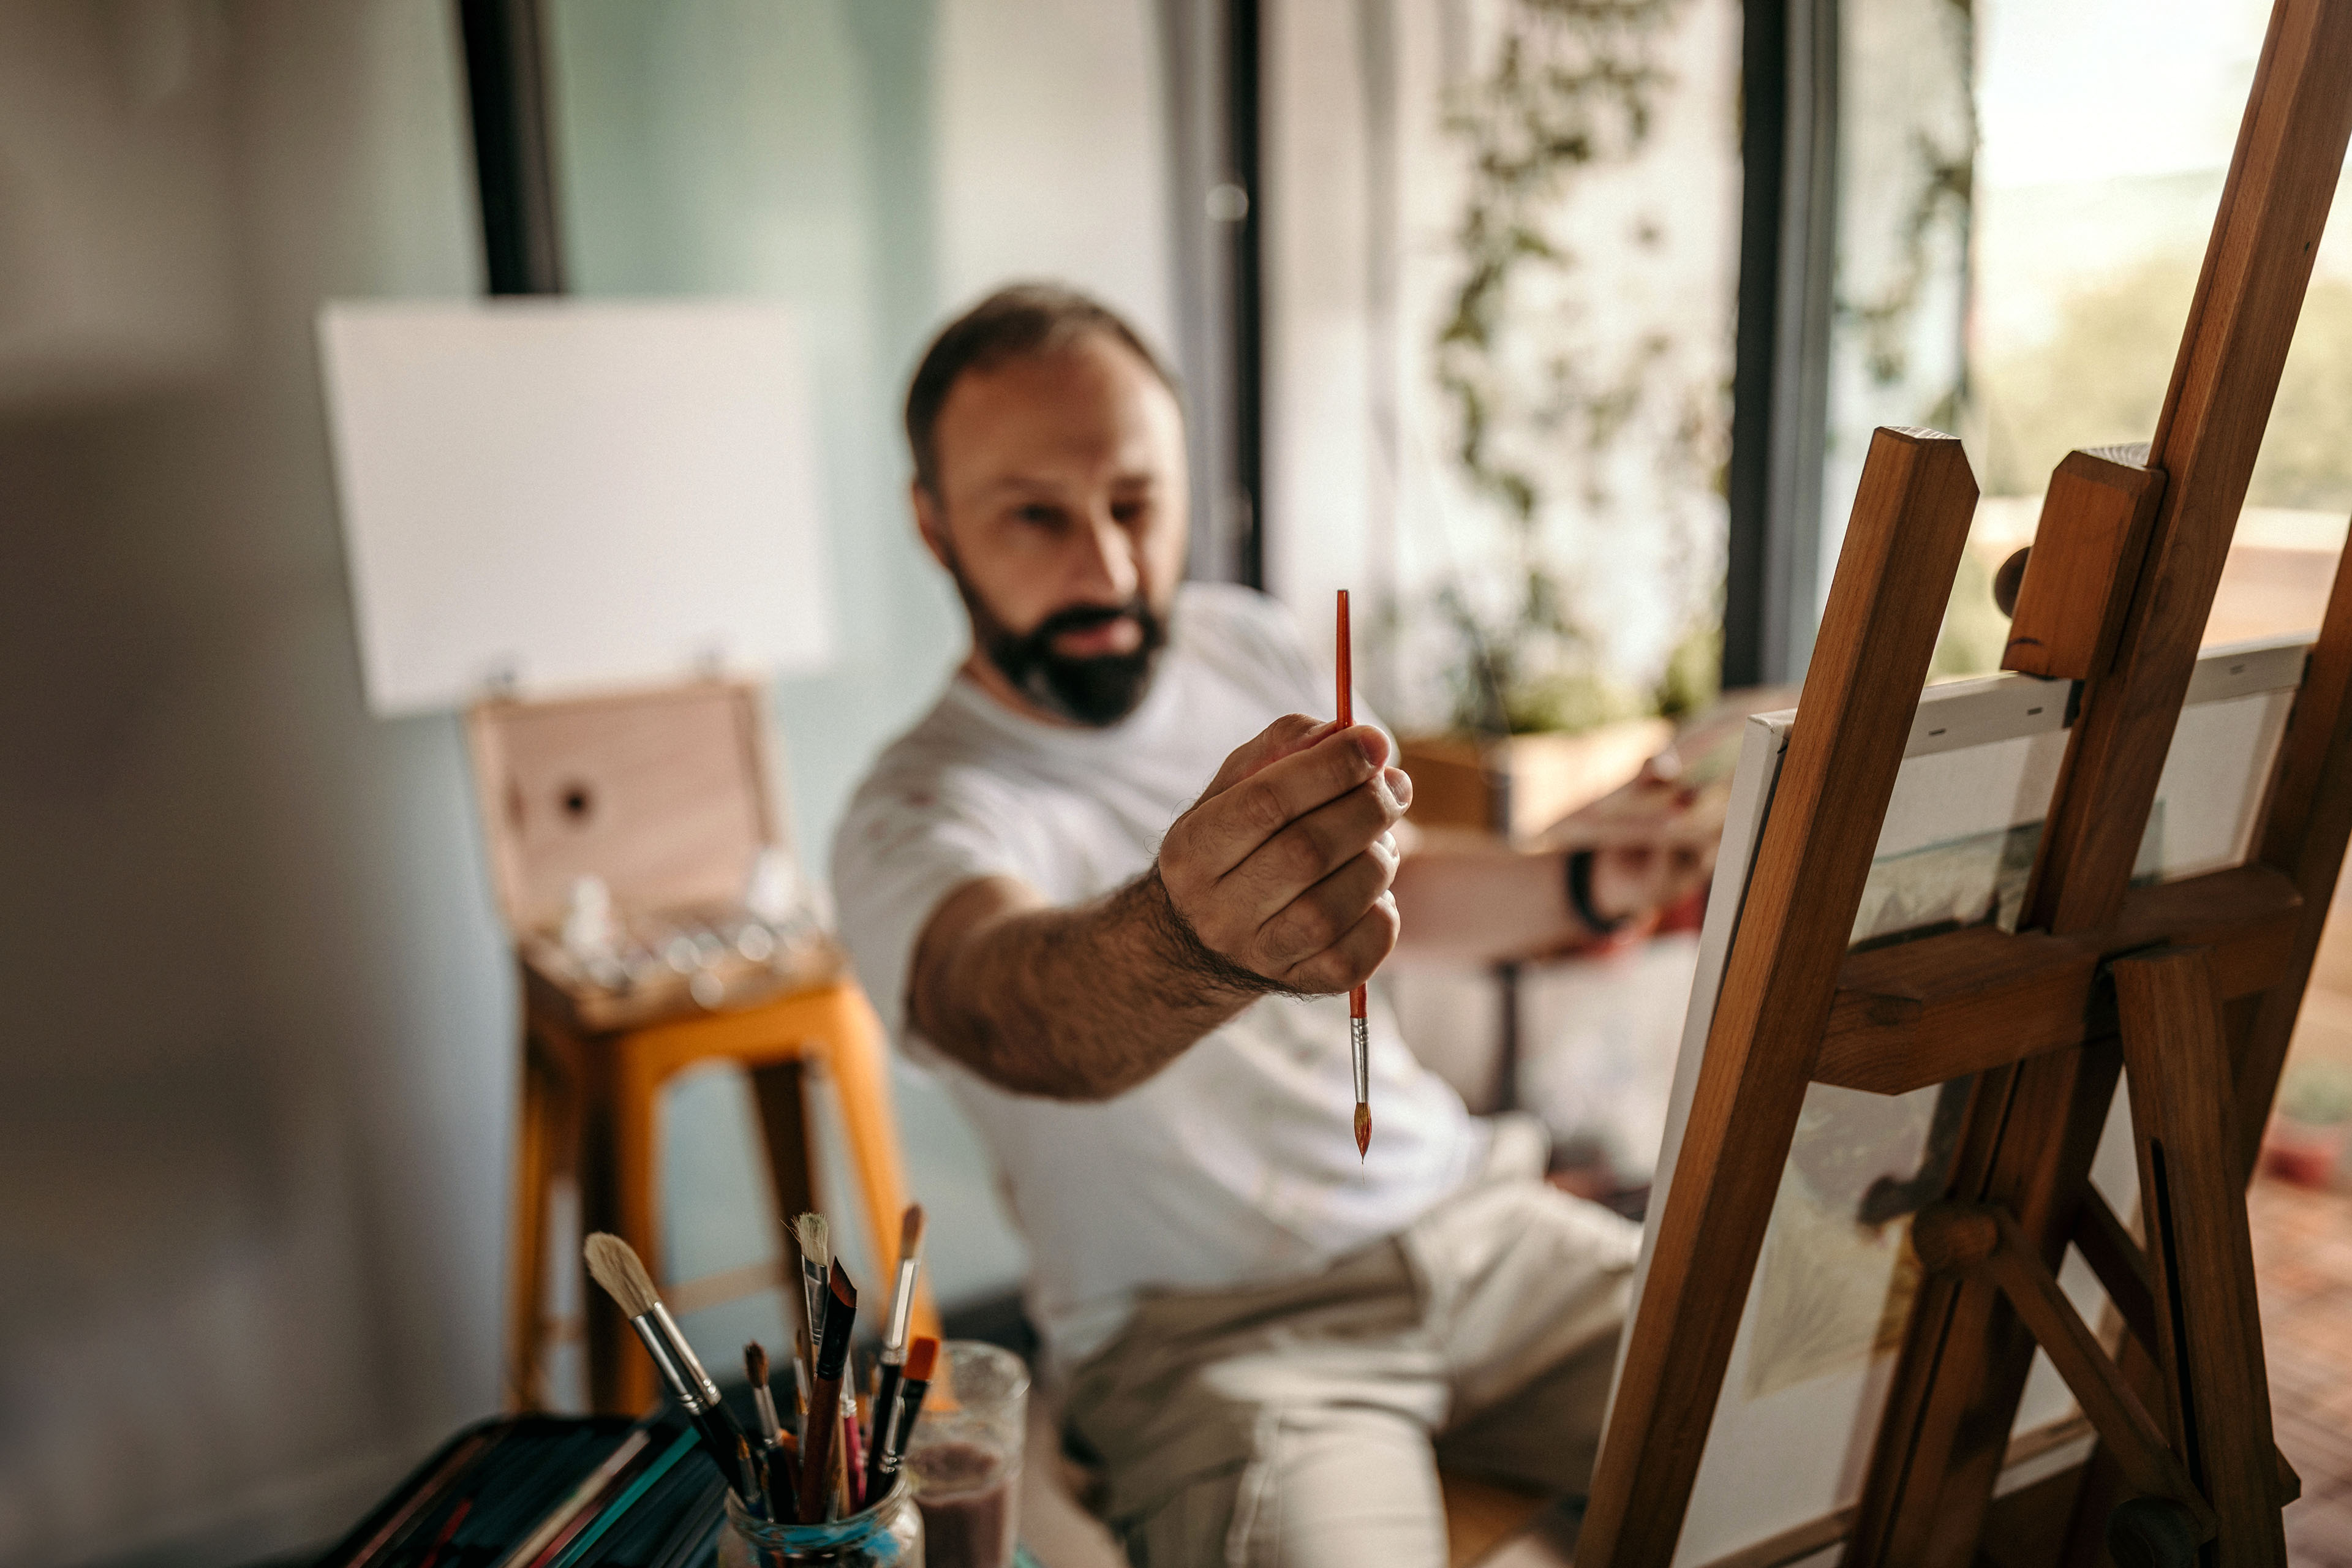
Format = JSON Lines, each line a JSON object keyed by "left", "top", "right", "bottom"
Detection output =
{"left": 908, "top": 717, "right": 1411, "bottom": 1101}
{"left": 1389, "top": 832, "right": 1716, "bottom": 965}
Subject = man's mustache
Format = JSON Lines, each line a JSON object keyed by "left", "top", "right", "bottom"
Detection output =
{"left": 1031, "top": 601, "right": 1145, "bottom": 641}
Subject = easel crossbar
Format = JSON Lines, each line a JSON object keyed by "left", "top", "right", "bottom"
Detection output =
{"left": 1813, "top": 864, "right": 2302, "bottom": 1096}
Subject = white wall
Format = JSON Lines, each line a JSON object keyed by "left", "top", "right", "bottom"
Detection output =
{"left": 0, "top": 8, "right": 1185, "bottom": 1564}
{"left": 0, "top": 3, "right": 1186, "bottom": 1560}
{"left": 933, "top": 0, "right": 1177, "bottom": 345}
{"left": 0, "top": 3, "right": 238, "bottom": 410}
{"left": 0, "top": 4, "right": 503, "bottom": 1566}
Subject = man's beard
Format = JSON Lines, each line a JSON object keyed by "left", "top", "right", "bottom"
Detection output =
{"left": 951, "top": 569, "right": 1168, "bottom": 727}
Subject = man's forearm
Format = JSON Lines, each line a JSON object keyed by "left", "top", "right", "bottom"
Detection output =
{"left": 913, "top": 870, "right": 1280, "bottom": 1101}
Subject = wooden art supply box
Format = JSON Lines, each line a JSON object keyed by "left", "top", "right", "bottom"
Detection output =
{"left": 466, "top": 679, "right": 838, "bottom": 1034}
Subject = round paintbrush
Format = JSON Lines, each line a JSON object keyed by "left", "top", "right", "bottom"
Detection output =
{"left": 1338, "top": 589, "right": 1371, "bottom": 1158}
{"left": 582, "top": 1232, "right": 752, "bottom": 1499}
{"left": 863, "top": 1204, "right": 927, "bottom": 1503}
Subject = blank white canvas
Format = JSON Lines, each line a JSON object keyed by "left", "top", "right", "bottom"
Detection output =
{"left": 317, "top": 298, "right": 833, "bottom": 715}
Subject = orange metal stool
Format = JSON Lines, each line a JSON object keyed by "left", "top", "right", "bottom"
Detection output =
{"left": 464, "top": 680, "right": 940, "bottom": 1415}
{"left": 505, "top": 965, "right": 942, "bottom": 1414}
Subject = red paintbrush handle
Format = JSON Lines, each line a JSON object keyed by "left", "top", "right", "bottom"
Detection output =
{"left": 1336, "top": 590, "right": 1353, "bottom": 728}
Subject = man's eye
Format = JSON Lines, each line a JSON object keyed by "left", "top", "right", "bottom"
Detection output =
{"left": 1111, "top": 500, "right": 1150, "bottom": 526}
{"left": 1016, "top": 503, "right": 1063, "bottom": 527}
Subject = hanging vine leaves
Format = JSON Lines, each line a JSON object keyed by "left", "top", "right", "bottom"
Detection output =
{"left": 1432, "top": 0, "right": 1708, "bottom": 735}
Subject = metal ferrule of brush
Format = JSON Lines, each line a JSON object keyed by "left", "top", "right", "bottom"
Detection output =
{"left": 1351, "top": 1017, "right": 1370, "bottom": 1102}
{"left": 648, "top": 1302, "right": 725, "bottom": 1406}
{"left": 884, "top": 1261, "right": 919, "bottom": 1354}
{"left": 800, "top": 1265, "right": 827, "bottom": 1343}
{"left": 627, "top": 1316, "right": 707, "bottom": 1413}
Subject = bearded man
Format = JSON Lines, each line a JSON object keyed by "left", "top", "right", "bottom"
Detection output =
{"left": 832, "top": 284, "right": 1712, "bottom": 1566}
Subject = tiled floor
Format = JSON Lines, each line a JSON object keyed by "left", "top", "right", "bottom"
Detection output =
{"left": 2253, "top": 1174, "right": 2352, "bottom": 1562}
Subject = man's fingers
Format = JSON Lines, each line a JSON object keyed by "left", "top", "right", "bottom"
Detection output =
{"left": 1256, "top": 842, "right": 1400, "bottom": 971}
{"left": 1589, "top": 840, "right": 1719, "bottom": 926}
{"left": 1186, "top": 726, "right": 1394, "bottom": 879}
{"left": 1223, "top": 774, "right": 1405, "bottom": 929}
{"left": 1196, "top": 714, "right": 1339, "bottom": 802}
{"left": 1279, "top": 892, "right": 1400, "bottom": 995}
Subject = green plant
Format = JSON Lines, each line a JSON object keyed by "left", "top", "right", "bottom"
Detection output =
{"left": 1980, "top": 262, "right": 2352, "bottom": 510}
{"left": 1429, "top": 0, "right": 1711, "bottom": 736}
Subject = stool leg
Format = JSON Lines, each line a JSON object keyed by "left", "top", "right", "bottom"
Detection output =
{"left": 577, "top": 1043, "right": 638, "bottom": 1415}
{"left": 750, "top": 1060, "right": 823, "bottom": 1348}
{"left": 598, "top": 1033, "right": 664, "bottom": 1415}
{"left": 504, "top": 1031, "right": 557, "bottom": 1411}
{"left": 821, "top": 987, "right": 943, "bottom": 1342}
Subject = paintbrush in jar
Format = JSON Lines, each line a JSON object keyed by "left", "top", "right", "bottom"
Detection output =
{"left": 791, "top": 1213, "right": 830, "bottom": 1347}
{"left": 861, "top": 1205, "right": 926, "bottom": 1503}
{"left": 867, "top": 1335, "right": 939, "bottom": 1501}
{"left": 793, "top": 1261, "right": 860, "bottom": 1523}
{"left": 581, "top": 1234, "right": 754, "bottom": 1502}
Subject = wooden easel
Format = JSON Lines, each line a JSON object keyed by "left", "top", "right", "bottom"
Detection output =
{"left": 1577, "top": 1, "right": 2352, "bottom": 1563}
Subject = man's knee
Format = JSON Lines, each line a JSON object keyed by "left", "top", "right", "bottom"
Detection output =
{"left": 1109, "top": 1406, "right": 1446, "bottom": 1568}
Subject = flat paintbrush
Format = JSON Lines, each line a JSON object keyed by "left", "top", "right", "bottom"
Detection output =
{"left": 861, "top": 1205, "right": 926, "bottom": 1503}
{"left": 582, "top": 1233, "right": 753, "bottom": 1501}
{"left": 791, "top": 1213, "right": 830, "bottom": 1355}
{"left": 1338, "top": 589, "right": 1371, "bottom": 1158}
{"left": 793, "top": 1260, "right": 859, "bottom": 1523}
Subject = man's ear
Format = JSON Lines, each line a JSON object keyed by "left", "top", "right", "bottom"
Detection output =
{"left": 911, "top": 480, "right": 952, "bottom": 572}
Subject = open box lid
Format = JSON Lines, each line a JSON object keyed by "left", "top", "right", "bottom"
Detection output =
{"left": 465, "top": 679, "right": 790, "bottom": 936}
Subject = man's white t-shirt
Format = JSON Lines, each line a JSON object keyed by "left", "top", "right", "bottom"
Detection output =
{"left": 832, "top": 582, "right": 1488, "bottom": 1371}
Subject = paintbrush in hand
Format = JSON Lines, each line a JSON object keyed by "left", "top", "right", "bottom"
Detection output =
{"left": 793, "top": 1260, "right": 859, "bottom": 1523}
{"left": 1338, "top": 589, "right": 1371, "bottom": 1158}
{"left": 582, "top": 1233, "right": 752, "bottom": 1501}
{"left": 861, "top": 1205, "right": 925, "bottom": 1504}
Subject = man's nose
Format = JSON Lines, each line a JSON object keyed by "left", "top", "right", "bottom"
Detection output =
{"left": 1071, "top": 510, "right": 1140, "bottom": 600}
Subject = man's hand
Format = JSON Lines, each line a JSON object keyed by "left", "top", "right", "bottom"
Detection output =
{"left": 1154, "top": 715, "right": 1413, "bottom": 996}
{"left": 1583, "top": 839, "right": 1717, "bottom": 929}
{"left": 908, "top": 714, "right": 1412, "bottom": 1102}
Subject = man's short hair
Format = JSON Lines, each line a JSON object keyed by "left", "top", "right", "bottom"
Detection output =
{"left": 904, "top": 283, "right": 1180, "bottom": 496}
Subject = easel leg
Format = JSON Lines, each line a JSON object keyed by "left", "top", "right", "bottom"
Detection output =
{"left": 2111, "top": 949, "right": 2288, "bottom": 1568}
{"left": 1847, "top": 1042, "right": 2124, "bottom": 1567}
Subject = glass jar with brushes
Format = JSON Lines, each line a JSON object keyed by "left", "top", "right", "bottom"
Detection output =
{"left": 717, "top": 1474, "right": 924, "bottom": 1567}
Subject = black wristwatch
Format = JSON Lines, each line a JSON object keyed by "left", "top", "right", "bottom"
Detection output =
{"left": 1564, "top": 848, "right": 1632, "bottom": 937}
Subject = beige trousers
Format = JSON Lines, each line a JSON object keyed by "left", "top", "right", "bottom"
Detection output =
{"left": 1061, "top": 1119, "right": 1642, "bottom": 1567}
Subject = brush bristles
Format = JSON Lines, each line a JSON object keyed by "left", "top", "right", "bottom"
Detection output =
{"left": 583, "top": 1232, "right": 663, "bottom": 1319}
{"left": 905, "top": 1336, "right": 939, "bottom": 1381}
{"left": 745, "top": 1341, "right": 769, "bottom": 1387}
{"left": 899, "top": 1204, "right": 925, "bottom": 1258}
{"left": 829, "top": 1258, "right": 858, "bottom": 1309}
{"left": 794, "top": 1213, "right": 830, "bottom": 1271}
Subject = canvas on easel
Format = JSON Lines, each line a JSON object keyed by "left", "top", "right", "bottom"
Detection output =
{"left": 1608, "top": 631, "right": 2312, "bottom": 1566}
{"left": 1576, "top": 0, "right": 2352, "bottom": 1561}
